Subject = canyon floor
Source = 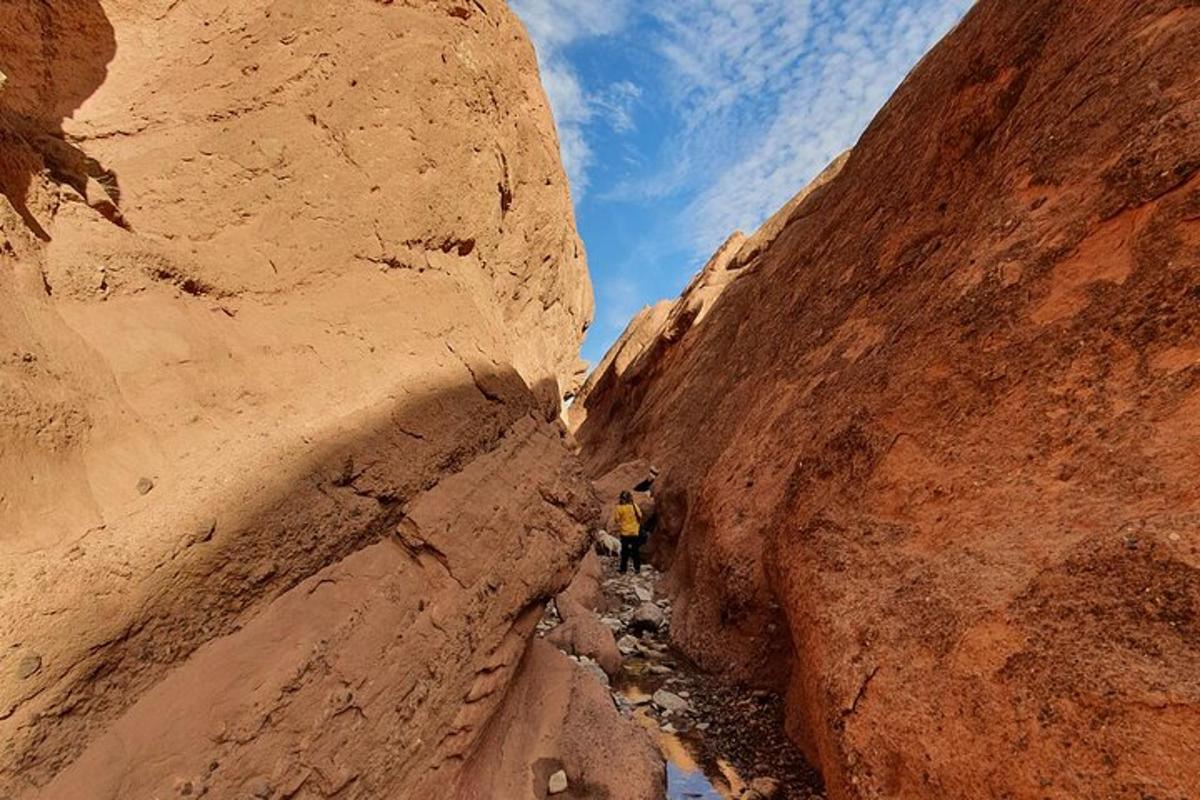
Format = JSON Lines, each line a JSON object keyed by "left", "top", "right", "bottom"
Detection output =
{"left": 539, "top": 543, "right": 826, "bottom": 800}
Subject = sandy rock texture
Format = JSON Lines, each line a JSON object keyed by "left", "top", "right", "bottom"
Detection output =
{"left": 568, "top": 153, "right": 847, "bottom": 432}
{"left": 457, "top": 639, "right": 666, "bottom": 800}
{"left": 577, "top": 2, "right": 1200, "bottom": 799}
{"left": 0, "top": 0, "right": 595, "bottom": 796}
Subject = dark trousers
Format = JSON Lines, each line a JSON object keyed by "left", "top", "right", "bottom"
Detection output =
{"left": 619, "top": 536, "right": 641, "bottom": 574}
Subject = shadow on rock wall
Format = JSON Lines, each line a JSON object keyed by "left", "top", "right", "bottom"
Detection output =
{"left": 0, "top": 0, "right": 119, "bottom": 240}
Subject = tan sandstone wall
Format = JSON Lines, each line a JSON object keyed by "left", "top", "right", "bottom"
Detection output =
{"left": 0, "top": 1, "right": 603, "bottom": 797}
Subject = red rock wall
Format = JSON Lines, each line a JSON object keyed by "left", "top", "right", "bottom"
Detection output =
{"left": 577, "top": 2, "right": 1200, "bottom": 798}
{"left": 0, "top": 0, "right": 599, "bottom": 796}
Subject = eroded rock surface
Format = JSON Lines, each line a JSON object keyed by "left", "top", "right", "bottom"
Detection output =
{"left": 578, "top": 3, "right": 1200, "bottom": 799}
{"left": 1, "top": 0, "right": 593, "bottom": 796}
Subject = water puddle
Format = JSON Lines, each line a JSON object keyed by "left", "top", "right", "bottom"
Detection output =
{"left": 631, "top": 706, "right": 743, "bottom": 799}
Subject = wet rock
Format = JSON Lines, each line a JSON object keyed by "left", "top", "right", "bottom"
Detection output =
{"left": 652, "top": 689, "right": 689, "bottom": 714}
{"left": 547, "top": 769, "right": 568, "bottom": 795}
{"left": 629, "top": 602, "right": 665, "bottom": 634}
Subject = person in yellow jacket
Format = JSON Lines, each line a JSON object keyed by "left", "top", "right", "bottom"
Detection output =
{"left": 613, "top": 490, "right": 643, "bottom": 574}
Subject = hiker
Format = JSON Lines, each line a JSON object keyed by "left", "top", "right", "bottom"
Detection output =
{"left": 613, "top": 490, "right": 643, "bottom": 574}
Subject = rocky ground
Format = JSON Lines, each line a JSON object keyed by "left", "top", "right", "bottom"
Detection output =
{"left": 540, "top": 553, "right": 825, "bottom": 800}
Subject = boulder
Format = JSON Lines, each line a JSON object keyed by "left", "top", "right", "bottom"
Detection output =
{"left": 545, "top": 611, "right": 623, "bottom": 678}
{"left": 629, "top": 602, "right": 665, "bottom": 634}
{"left": 457, "top": 641, "right": 664, "bottom": 800}
{"left": 652, "top": 690, "right": 690, "bottom": 714}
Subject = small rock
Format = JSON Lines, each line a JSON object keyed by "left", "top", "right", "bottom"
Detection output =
{"left": 244, "top": 776, "right": 272, "bottom": 799}
{"left": 548, "top": 769, "right": 568, "bottom": 795}
{"left": 652, "top": 689, "right": 690, "bottom": 713}
{"left": 661, "top": 722, "right": 677, "bottom": 734}
{"left": 678, "top": 691, "right": 690, "bottom": 699}
{"left": 16, "top": 653, "right": 41, "bottom": 680}
{"left": 648, "top": 664, "right": 673, "bottom": 675}
{"left": 579, "top": 658, "right": 610, "bottom": 687}
{"left": 633, "top": 585, "right": 653, "bottom": 603}
{"left": 697, "top": 722, "right": 710, "bottom": 731}
{"left": 136, "top": 477, "right": 155, "bottom": 495}
{"left": 617, "top": 635, "right": 639, "bottom": 655}
{"left": 748, "top": 776, "right": 782, "bottom": 799}
{"left": 630, "top": 602, "right": 665, "bottom": 634}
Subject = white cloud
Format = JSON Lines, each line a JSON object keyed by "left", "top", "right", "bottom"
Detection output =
{"left": 511, "top": 0, "right": 637, "bottom": 198}
{"left": 657, "top": 0, "right": 973, "bottom": 254}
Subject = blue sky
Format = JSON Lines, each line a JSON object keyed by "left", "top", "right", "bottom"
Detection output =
{"left": 510, "top": 0, "right": 974, "bottom": 364}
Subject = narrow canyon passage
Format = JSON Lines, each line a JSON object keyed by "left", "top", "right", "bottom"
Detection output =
{"left": 2, "top": 0, "right": 1197, "bottom": 798}
{"left": 533, "top": 476, "right": 826, "bottom": 800}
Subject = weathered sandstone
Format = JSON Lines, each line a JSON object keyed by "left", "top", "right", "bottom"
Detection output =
{"left": 578, "top": 2, "right": 1200, "bottom": 799}
{"left": 0, "top": 0, "right": 609, "bottom": 796}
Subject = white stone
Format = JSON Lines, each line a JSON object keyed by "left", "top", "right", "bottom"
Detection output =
{"left": 548, "top": 770, "right": 569, "bottom": 795}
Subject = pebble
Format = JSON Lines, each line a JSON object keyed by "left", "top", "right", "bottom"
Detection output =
{"left": 652, "top": 689, "right": 690, "bottom": 713}
{"left": 617, "top": 635, "right": 639, "bottom": 655}
{"left": 136, "top": 477, "right": 155, "bottom": 495}
{"left": 548, "top": 770, "right": 569, "bottom": 795}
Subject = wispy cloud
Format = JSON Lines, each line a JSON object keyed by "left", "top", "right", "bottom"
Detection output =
{"left": 510, "top": 0, "right": 635, "bottom": 198}
{"left": 512, "top": 0, "right": 974, "bottom": 362}
{"left": 674, "top": 0, "right": 971, "bottom": 253}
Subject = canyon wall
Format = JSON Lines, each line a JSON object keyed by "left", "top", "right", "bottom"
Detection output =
{"left": 0, "top": 1, "right": 611, "bottom": 797}
{"left": 577, "top": 2, "right": 1200, "bottom": 798}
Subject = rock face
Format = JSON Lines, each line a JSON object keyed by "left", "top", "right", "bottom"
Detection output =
{"left": 577, "top": 3, "right": 1200, "bottom": 800}
{"left": 1, "top": 0, "right": 595, "bottom": 797}
{"left": 568, "top": 153, "right": 848, "bottom": 432}
{"left": 457, "top": 640, "right": 665, "bottom": 800}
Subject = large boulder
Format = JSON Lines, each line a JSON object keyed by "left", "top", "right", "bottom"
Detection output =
{"left": 630, "top": 601, "right": 666, "bottom": 634}
{"left": 546, "top": 610, "right": 623, "bottom": 678}
{"left": 455, "top": 640, "right": 665, "bottom": 800}
{"left": 577, "top": 3, "right": 1200, "bottom": 799}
